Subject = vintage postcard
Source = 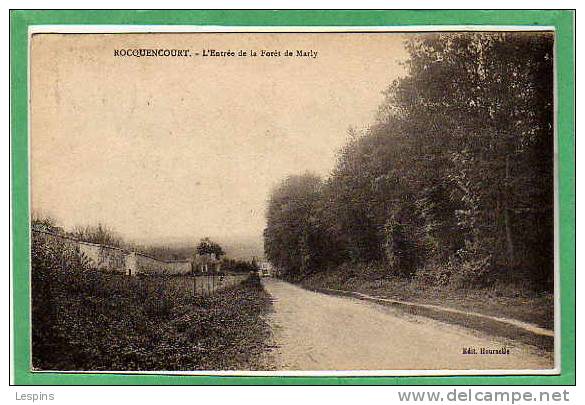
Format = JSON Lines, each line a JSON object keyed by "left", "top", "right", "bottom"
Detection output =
{"left": 27, "top": 26, "right": 559, "bottom": 377}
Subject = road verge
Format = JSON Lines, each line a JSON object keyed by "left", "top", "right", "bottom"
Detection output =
{"left": 311, "top": 287, "right": 554, "bottom": 352}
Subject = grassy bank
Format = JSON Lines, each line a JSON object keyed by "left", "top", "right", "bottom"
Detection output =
{"left": 299, "top": 266, "right": 554, "bottom": 331}
{"left": 32, "top": 260, "right": 273, "bottom": 371}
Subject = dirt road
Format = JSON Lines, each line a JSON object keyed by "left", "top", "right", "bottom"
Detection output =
{"left": 262, "top": 278, "right": 553, "bottom": 371}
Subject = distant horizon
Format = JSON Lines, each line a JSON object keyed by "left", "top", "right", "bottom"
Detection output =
{"left": 30, "top": 33, "right": 408, "bottom": 253}
{"left": 32, "top": 211, "right": 265, "bottom": 261}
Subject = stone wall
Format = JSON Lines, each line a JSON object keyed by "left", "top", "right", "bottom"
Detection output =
{"left": 127, "top": 252, "right": 192, "bottom": 276}
{"left": 77, "top": 242, "right": 128, "bottom": 273}
{"left": 32, "top": 229, "right": 192, "bottom": 276}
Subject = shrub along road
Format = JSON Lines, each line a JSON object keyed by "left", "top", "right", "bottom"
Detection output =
{"left": 262, "top": 278, "right": 553, "bottom": 371}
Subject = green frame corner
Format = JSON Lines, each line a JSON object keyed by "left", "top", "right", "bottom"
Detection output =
{"left": 10, "top": 9, "right": 575, "bottom": 386}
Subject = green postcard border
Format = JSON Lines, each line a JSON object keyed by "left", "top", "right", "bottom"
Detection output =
{"left": 10, "top": 9, "right": 575, "bottom": 386}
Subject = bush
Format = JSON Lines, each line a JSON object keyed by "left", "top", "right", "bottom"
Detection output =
{"left": 31, "top": 234, "right": 272, "bottom": 371}
{"left": 383, "top": 219, "right": 420, "bottom": 278}
{"left": 245, "top": 271, "right": 262, "bottom": 286}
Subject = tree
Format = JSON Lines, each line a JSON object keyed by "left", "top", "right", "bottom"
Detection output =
{"left": 266, "top": 32, "right": 554, "bottom": 290}
{"left": 71, "top": 223, "right": 124, "bottom": 247}
{"left": 222, "top": 258, "right": 259, "bottom": 273}
{"left": 196, "top": 237, "right": 225, "bottom": 259}
{"left": 263, "top": 173, "right": 326, "bottom": 280}
{"left": 380, "top": 32, "right": 554, "bottom": 286}
{"left": 325, "top": 124, "right": 417, "bottom": 264}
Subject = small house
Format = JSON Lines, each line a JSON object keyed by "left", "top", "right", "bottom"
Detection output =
{"left": 193, "top": 252, "right": 221, "bottom": 274}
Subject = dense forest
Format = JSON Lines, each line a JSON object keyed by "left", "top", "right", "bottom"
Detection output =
{"left": 264, "top": 32, "right": 554, "bottom": 291}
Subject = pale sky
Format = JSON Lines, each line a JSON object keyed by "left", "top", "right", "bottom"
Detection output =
{"left": 31, "top": 33, "right": 408, "bottom": 246}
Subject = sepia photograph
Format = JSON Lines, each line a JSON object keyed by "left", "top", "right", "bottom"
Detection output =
{"left": 28, "top": 29, "right": 556, "bottom": 374}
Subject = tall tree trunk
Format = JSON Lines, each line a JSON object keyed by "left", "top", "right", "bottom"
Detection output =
{"left": 504, "top": 155, "right": 515, "bottom": 267}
